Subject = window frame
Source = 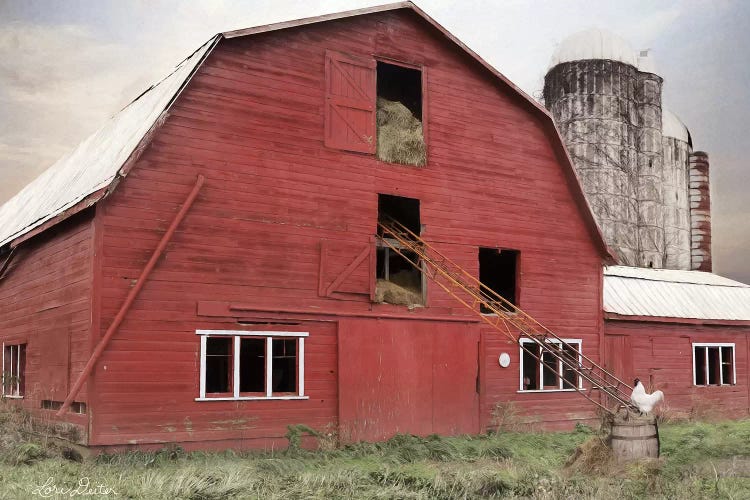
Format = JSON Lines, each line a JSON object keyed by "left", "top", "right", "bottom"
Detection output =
{"left": 518, "top": 338, "right": 583, "bottom": 393}
{"left": 2, "top": 342, "right": 26, "bottom": 399}
{"left": 692, "top": 342, "right": 736, "bottom": 386}
{"left": 195, "top": 330, "right": 309, "bottom": 401}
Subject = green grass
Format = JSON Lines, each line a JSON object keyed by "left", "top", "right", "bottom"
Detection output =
{"left": 1, "top": 417, "right": 750, "bottom": 499}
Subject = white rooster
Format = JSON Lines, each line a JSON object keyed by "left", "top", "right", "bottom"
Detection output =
{"left": 630, "top": 378, "right": 664, "bottom": 415}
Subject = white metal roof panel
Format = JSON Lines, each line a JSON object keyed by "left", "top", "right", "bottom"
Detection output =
{"left": 0, "top": 37, "right": 217, "bottom": 248}
{"left": 604, "top": 266, "right": 750, "bottom": 321}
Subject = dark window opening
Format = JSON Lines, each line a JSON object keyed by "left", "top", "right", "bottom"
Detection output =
{"left": 561, "top": 344, "right": 579, "bottom": 389}
{"left": 376, "top": 61, "right": 425, "bottom": 166}
{"left": 694, "top": 346, "right": 706, "bottom": 385}
{"left": 239, "top": 338, "right": 265, "bottom": 393}
{"left": 478, "top": 248, "right": 519, "bottom": 313}
{"left": 522, "top": 344, "right": 540, "bottom": 390}
{"left": 205, "top": 337, "right": 232, "bottom": 394}
{"left": 542, "top": 349, "right": 558, "bottom": 388}
{"left": 272, "top": 339, "right": 296, "bottom": 393}
{"left": 707, "top": 346, "right": 719, "bottom": 385}
{"left": 721, "top": 346, "right": 734, "bottom": 385}
{"left": 376, "top": 194, "right": 423, "bottom": 305}
{"left": 3, "top": 344, "right": 26, "bottom": 397}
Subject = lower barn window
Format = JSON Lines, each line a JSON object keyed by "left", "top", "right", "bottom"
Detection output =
{"left": 520, "top": 339, "right": 582, "bottom": 391}
{"left": 2, "top": 343, "right": 26, "bottom": 398}
{"left": 693, "top": 343, "right": 735, "bottom": 386}
{"left": 196, "top": 330, "right": 308, "bottom": 401}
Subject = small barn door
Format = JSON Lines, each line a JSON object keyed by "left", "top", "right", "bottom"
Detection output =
{"left": 605, "top": 335, "right": 634, "bottom": 384}
{"left": 324, "top": 50, "right": 376, "bottom": 154}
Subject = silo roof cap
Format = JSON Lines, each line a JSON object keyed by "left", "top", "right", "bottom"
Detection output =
{"left": 549, "top": 28, "right": 657, "bottom": 74}
{"left": 662, "top": 108, "right": 690, "bottom": 143}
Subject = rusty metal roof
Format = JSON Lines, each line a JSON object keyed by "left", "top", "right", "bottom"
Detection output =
{"left": 604, "top": 266, "right": 750, "bottom": 321}
{"left": 0, "top": 37, "right": 218, "bottom": 248}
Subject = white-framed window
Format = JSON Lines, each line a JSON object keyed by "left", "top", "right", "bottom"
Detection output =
{"left": 519, "top": 338, "right": 582, "bottom": 392}
{"left": 196, "top": 330, "right": 309, "bottom": 401}
{"left": 2, "top": 343, "right": 26, "bottom": 398}
{"left": 693, "top": 343, "right": 735, "bottom": 386}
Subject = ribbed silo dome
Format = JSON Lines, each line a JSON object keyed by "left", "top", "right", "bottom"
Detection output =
{"left": 662, "top": 108, "right": 690, "bottom": 143}
{"left": 549, "top": 28, "right": 637, "bottom": 69}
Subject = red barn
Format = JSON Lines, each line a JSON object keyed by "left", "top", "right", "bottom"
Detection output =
{"left": 603, "top": 266, "right": 750, "bottom": 419}
{"left": 0, "top": 3, "right": 746, "bottom": 452}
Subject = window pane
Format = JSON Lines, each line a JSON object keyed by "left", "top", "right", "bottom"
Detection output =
{"left": 205, "top": 337, "right": 231, "bottom": 393}
{"left": 522, "top": 344, "right": 540, "bottom": 390}
{"left": 721, "top": 346, "right": 733, "bottom": 385}
{"left": 561, "top": 343, "right": 579, "bottom": 389}
{"left": 18, "top": 345, "right": 26, "bottom": 396}
{"left": 542, "top": 347, "right": 558, "bottom": 389}
{"left": 271, "top": 339, "right": 297, "bottom": 393}
{"left": 240, "top": 338, "right": 265, "bottom": 393}
{"left": 694, "top": 346, "right": 706, "bottom": 385}
{"left": 707, "top": 347, "right": 719, "bottom": 385}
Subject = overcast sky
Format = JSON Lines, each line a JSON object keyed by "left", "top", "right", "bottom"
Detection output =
{"left": 1, "top": 0, "right": 748, "bottom": 282}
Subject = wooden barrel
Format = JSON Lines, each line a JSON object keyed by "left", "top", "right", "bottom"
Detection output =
{"left": 610, "top": 416, "right": 660, "bottom": 461}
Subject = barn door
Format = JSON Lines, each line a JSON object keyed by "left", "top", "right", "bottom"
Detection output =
{"left": 324, "top": 50, "right": 376, "bottom": 153}
{"left": 605, "top": 335, "right": 634, "bottom": 384}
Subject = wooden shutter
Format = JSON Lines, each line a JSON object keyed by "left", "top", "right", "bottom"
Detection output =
{"left": 324, "top": 50, "right": 376, "bottom": 154}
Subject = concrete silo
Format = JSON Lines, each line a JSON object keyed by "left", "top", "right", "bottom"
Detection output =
{"left": 543, "top": 29, "right": 702, "bottom": 270}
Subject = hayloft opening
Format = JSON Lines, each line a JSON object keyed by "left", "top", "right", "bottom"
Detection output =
{"left": 376, "top": 61, "right": 425, "bottom": 166}
{"left": 478, "top": 248, "right": 519, "bottom": 313}
{"left": 376, "top": 194, "right": 424, "bottom": 306}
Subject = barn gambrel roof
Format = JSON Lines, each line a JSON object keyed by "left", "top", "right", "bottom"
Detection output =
{"left": 0, "top": 2, "right": 615, "bottom": 262}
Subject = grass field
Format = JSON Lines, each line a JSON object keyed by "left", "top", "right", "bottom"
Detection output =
{"left": 1, "top": 407, "right": 749, "bottom": 499}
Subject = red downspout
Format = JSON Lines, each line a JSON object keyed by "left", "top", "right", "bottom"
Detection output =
{"left": 57, "top": 174, "right": 205, "bottom": 416}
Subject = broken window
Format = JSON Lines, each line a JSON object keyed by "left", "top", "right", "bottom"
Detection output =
{"left": 376, "top": 194, "right": 424, "bottom": 306}
{"left": 693, "top": 344, "right": 734, "bottom": 386}
{"left": 478, "top": 248, "right": 519, "bottom": 313}
{"left": 520, "top": 339, "right": 582, "bottom": 391}
{"left": 376, "top": 61, "right": 425, "bottom": 166}
{"left": 198, "top": 331, "right": 308, "bottom": 400}
{"left": 2, "top": 343, "right": 26, "bottom": 397}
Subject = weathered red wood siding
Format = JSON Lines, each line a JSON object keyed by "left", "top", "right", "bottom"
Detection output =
{"left": 90, "top": 9, "right": 605, "bottom": 448}
{"left": 0, "top": 211, "right": 94, "bottom": 440}
{"left": 605, "top": 320, "right": 750, "bottom": 419}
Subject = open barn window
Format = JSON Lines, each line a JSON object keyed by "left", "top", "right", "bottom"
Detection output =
{"left": 479, "top": 248, "right": 519, "bottom": 313}
{"left": 520, "top": 339, "right": 582, "bottom": 391}
{"left": 376, "top": 62, "right": 425, "bottom": 166}
{"left": 693, "top": 343, "right": 735, "bottom": 386}
{"left": 197, "top": 331, "right": 309, "bottom": 401}
{"left": 2, "top": 343, "right": 26, "bottom": 398}
{"left": 324, "top": 51, "right": 425, "bottom": 166}
{"left": 376, "top": 194, "right": 424, "bottom": 306}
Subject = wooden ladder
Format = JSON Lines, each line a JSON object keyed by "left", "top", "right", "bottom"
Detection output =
{"left": 377, "top": 218, "right": 637, "bottom": 414}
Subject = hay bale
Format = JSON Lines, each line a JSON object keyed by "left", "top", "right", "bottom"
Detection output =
{"left": 565, "top": 436, "right": 615, "bottom": 475}
{"left": 375, "top": 279, "right": 422, "bottom": 306}
{"left": 376, "top": 97, "right": 426, "bottom": 166}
